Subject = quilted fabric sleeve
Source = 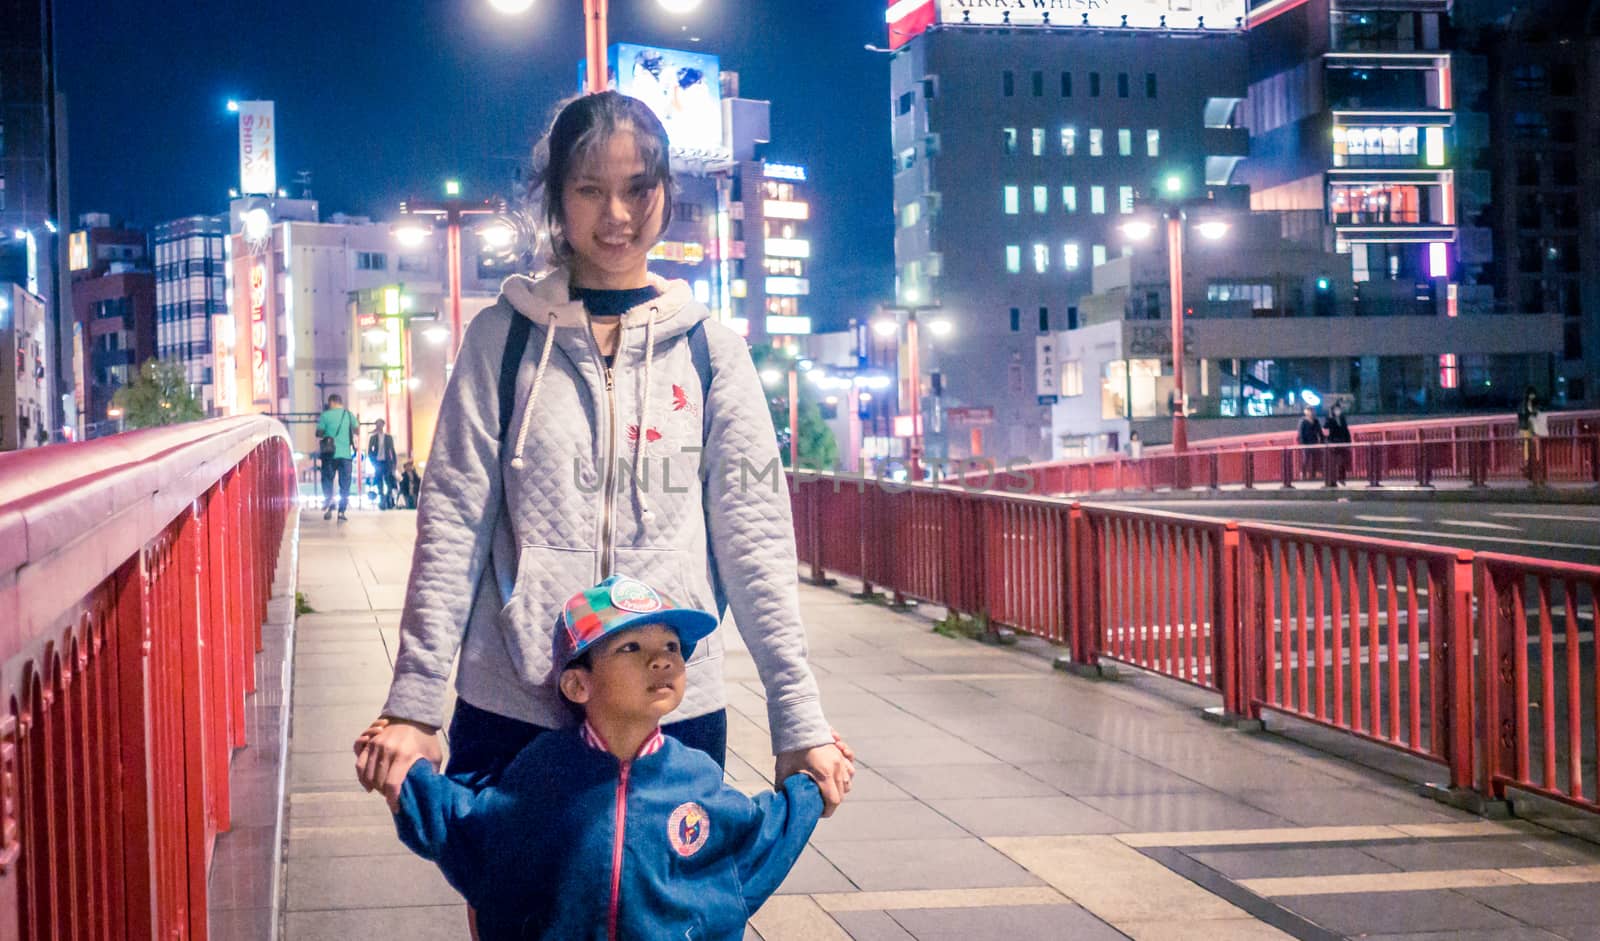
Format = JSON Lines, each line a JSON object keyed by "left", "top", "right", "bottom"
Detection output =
{"left": 381, "top": 305, "right": 513, "bottom": 729}
{"left": 703, "top": 326, "right": 831, "bottom": 755}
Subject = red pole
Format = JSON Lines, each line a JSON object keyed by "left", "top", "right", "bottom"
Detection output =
{"left": 447, "top": 220, "right": 463, "bottom": 359}
{"left": 788, "top": 368, "right": 799, "bottom": 469}
{"left": 584, "top": 0, "right": 609, "bottom": 93}
{"left": 907, "top": 313, "right": 922, "bottom": 481}
{"left": 1167, "top": 214, "right": 1188, "bottom": 453}
{"left": 402, "top": 321, "right": 415, "bottom": 458}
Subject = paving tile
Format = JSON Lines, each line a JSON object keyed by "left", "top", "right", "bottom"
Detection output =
{"left": 1114, "top": 918, "right": 1296, "bottom": 940}
{"left": 928, "top": 796, "right": 1128, "bottom": 837}
{"left": 1459, "top": 884, "right": 1600, "bottom": 928}
{"left": 830, "top": 910, "right": 917, "bottom": 941}
{"left": 851, "top": 734, "right": 1001, "bottom": 767}
{"left": 1236, "top": 787, "right": 1470, "bottom": 827}
{"left": 282, "top": 905, "right": 467, "bottom": 940}
{"left": 1167, "top": 756, "right": 1353, "bottom": 792}
{"left": 1079, "top": 792, "right": 1292, "bottom": 832}
{"left": 285, "top": 854, "right": 462, "bottom": 910}
{"left": 774, "top": 845, "right": 857, "bottom": 895}
{"left": 876, "top": 763, "right": 1060, "bottom": 800}
{"left": 1188, "top": 844, "right": 1401, "bottom": 880}
{"left": 1364, "top": 838, "right": 1587, "bottom": 873}
{"left": 1364, "top": 930, "right": 1569, "bottom": 941}
{"left": 1272, "top": 890, "right": 1522, "bottom": 936}
{"left": 816, "top": 838, "right": 1042, "bottom": 892}
{"left": 988, "top": 835, "right": 1244, "bottom": 923}
{"left": 207, "top": 907, "right": 274, "bottom": 941}
{"left": 749, "top": 895, "right": 854, "bottom": 941}
{"left": 809, "top": 800, "right": 968, "bottom": 845}
{"left": 888, "top": 903, "right": 1127, "bottom": 940}
{"left": 1020, "top": 759, "right": 1210, "bottom": 797}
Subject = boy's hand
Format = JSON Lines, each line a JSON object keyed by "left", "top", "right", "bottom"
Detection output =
{"left": 354, "top": 716, "right": 441, "bottom": 805}
{"left": 775, "top": 728, "right": 855, "bottom": 818}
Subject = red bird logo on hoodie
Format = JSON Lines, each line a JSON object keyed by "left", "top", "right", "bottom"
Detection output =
{"left": 627, "top": 425, "right": 663, "bottom": 444}
{"left": 671, "top": 383, "right": 698, "bottom": 417}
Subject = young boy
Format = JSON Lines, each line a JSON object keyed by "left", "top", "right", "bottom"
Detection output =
{"left": 382, "top": 575, "right": 824, "bottom": 940}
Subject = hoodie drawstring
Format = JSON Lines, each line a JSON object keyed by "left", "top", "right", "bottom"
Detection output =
{"left": 632, "top": 309, "right": 659, "bottom": 516}
{"left": 509, "top": 315, "right": 556, "bottom": 471}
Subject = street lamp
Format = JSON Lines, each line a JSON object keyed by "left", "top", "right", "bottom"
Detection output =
{"left": 491, "top": 0, "right": 699, "bottom": 95}
{"left": 877, "top": 303, "right": 941, "bottom": 481}
{"left": 1121, "top": 179, "right": 1231, "bottom": 454}
{"left": 397, "top": 185, "right": 503, "bottom": 359}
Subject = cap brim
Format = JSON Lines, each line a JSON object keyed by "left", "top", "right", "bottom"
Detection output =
{"left": 595, "top": 608, "right": 720, "bottom": 659}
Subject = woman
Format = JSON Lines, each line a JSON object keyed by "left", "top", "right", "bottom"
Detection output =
{"left": 355, "top": 92, "right": 852, "bottom": 813}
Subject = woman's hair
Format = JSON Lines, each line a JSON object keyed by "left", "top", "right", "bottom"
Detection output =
{"left": 531, "top": 91, "right": 674, "bottom": 264}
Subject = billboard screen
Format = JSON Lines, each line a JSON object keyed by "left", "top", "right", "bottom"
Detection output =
{"left": 890, "top": 0, "right": 1244, "bottom": 45}
{"left": 238, "top": 100, "right": 277, "bottom": 196}
{"left": 611, "top": 44, "right": 723, "bottom": 154}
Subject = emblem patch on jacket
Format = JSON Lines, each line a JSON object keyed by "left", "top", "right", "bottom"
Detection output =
{"left": 667, "top": 802, "right": 710, "bottom": 857}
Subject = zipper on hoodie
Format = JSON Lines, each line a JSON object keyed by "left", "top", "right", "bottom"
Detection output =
{"left": 608, "top": 761, "right": 631, "bottom": 941}
{"left": 583, "top": 318, "right": 620, "bottom": 581}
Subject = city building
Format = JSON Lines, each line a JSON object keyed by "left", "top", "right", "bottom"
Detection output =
{"left": 0, "top": 284, "right": 49, "bottom": 450}
{"left": 886, "top": 4, "right": 1252, "bottom": 461}
{"left": 1237, "top": 0, "right": 1518, "bottom": 406}
{"left": 153, "top": 215, "right": 228, "bottom": 412}
{"left": 1049, "top": 211, "right": 1562, "bottom": 455}
{"left": 1472, "top": 0, "right": 1599, "bottom": 405}
{"left": 67, "top": 217, "right": 156, "bottom": 436}
{"left": 0, "top": 0, "right": 71, "bottom": 438}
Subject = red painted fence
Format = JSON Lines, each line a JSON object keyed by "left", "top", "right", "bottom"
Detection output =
{"left": 0, "top": 417, "right": 294, "bottom": 940}
{"left": 974, "top": 410, "right": 1600, "bottom": 497}
{"left": 791, "top": 474, "right": 1594, "bottom": 812}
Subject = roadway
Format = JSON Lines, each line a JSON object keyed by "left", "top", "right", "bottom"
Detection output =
{"left": 1123, "top": 499, "right": 1600, "bottom": 567}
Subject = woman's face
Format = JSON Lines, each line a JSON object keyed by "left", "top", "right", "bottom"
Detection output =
{"left": 561, "top": 129, "right": 665, "bottom": 290}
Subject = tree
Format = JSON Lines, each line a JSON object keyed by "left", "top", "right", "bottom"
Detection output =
{"left": 113, "top": 359, "right": 204, "bottom": 429}
{"left": 749, "top": 343, "right": 841, "bottom": 470}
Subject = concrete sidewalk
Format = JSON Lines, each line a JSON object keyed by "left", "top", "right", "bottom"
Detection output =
{"left": 281, "top": 509, "right": 1600, "bottom": 940}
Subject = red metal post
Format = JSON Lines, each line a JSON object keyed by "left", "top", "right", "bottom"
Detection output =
{"left": 1167, "top": 214, "right": 1188, "bottom": 453}
{"left": 1216, "top": 522, "right": 1241, "bottom": 715}
{"left": 1443, "top": 550, "right": 1475, "bottom": 789}
{"left": 584, "top": 0, "right": 610, "bottom": 94}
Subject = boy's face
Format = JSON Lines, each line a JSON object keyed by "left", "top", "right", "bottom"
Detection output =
{"left": 561, "top": 623, "right": 686, "bottom": 723}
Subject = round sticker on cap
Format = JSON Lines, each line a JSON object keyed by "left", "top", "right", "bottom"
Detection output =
{"left": 610, "top": 578, "right": 663, "bottom": 614}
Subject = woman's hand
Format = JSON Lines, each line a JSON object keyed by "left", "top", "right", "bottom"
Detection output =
{"left": 775, "top": 728, "right": 855, "bottom": 818}
{"left": 354, "top": 716, "right": 442, "bottom": 805}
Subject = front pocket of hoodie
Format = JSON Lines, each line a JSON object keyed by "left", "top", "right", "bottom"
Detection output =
{"left": 499, "top": 544, "right": 598, "bottom": 687}
{"left": 610, "top": 545, "right": 720, "bottom": 665}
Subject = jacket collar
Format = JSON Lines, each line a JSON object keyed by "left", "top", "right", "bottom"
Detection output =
{"left": 580, "top": 719, "right": 666, "bottom": 761}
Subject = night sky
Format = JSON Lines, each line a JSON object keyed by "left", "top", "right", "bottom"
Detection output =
{"left": 55, "top": 0, "right": 894, "bottom": 329}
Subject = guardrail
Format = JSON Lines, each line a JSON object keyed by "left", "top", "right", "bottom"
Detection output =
{"left": 790, "top": 474, "right": 1595, "bottom": 810}
{"left": 962, "top": 430, "right": 1600, "bottom": 497}
{"left": 0, "top": 417, "right": 294, "bottom": 940}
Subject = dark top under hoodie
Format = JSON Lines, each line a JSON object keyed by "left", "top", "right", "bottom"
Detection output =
{"left": 393, "top": 722, "right": 823, "bottom": 940}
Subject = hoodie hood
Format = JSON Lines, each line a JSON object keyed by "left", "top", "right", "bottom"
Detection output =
{"left": 496, "top": 268, "right": 712, "bottom": 518}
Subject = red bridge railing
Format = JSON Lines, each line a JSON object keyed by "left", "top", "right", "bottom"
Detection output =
{"left": 961, "top": 410, "right": 1600, "bottom": 497}
{"left": 791, "top": 474, "right": 1593, "bottom": 813}
{"left": 0, "top": 417, "right": 294, "bottom": 940}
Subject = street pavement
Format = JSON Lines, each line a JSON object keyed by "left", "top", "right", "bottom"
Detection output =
{"left": 277, "top": 507, "right": 1600, "bottom": 940}
{"left": 1128, "top": 499, "right": 1600, "bottom": 567}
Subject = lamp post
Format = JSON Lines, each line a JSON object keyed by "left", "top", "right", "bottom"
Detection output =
{"left": 397, "top": 184, "right": 502, "bottom": 361}
{"left": 489, "top": 0, "right": 703, "bottom": 95}
{"left": 1122, "top": 176, "right": 1228, "bottom": 454}
{"left": 875, "top": 304, "right": 948, "bottom": 481}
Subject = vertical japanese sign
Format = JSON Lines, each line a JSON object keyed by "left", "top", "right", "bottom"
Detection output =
{"left": 238, "top": 100, "right": 277, "bottom": 196}
{"left": 249, "top": 260, "right": 272, "bottom": 404}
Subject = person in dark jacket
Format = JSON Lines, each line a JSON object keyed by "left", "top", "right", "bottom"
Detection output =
{"left": 367, "top": 419, "right": 399, "bottom": 509}
{"left": 1323, "top": 400, "right": 1352, "bottom": 485}
{"left": 374, "top": 575, "right": 823, "bottom": 940}
{"left": 398, "top": 460, "right": 421, "bottom": 509}
{"left": 1297, "top": 406, "right": 1325, "bottom": 479}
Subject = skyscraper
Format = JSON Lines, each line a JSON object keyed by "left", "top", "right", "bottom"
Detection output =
{"left": 153, "top": 215, "right": 228, "bottom": 412}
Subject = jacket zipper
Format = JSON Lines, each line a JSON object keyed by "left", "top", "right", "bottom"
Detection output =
{"left": 599, "top": 364, "right": 618, "bottom": 579}
{"left": 608, "top": 760, "right": 631, "bottom": 941}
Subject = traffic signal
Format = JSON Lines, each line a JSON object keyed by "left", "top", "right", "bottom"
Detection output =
{"left": 1314, "top": 276, "right": 1334, "bottom": 316}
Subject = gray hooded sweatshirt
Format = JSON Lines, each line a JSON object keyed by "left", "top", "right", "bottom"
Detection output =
{"left": 382, "top": 269, "right": 830, "bottom": 755}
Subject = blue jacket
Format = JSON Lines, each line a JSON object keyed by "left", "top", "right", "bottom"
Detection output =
{"left": 393, "top": 724, "right": 823, "bottom": 940}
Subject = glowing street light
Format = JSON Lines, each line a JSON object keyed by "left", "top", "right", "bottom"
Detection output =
{"left": 1196, "top": 220, "right": 1230, "bottom": 241}
{"left": 760, "top": 369, "right": 783, "bottom": 387}
{"left": 478, "top": 220, "right": 517, "bottom": 250}
{"left": 487, "top": 0, "right": 536, "bottom": 13}
{"left": 872, "top": 318, "right": 899, "bottom": 338}
{"left": 226, "top": 99, "right": 240, "bottom": 112}
{"left": 657, "top": 0, "right": 702, "bottom": 11}
{"left": 392, "top": 221, "right": 432, "bottom": 248}
{"left": 1121, "top": 220, "right": 1155, "bottom": 242}
{"left": 928, "top": 319, "right": 954, "bottom": 338}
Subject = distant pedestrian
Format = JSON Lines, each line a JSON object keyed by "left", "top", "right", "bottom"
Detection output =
{"left": 1126, "top": 430, "right": 1143, "bottom": 460}
{"left": 368, "top": 419, "right": 399, "bottom": 509}
{"left": 1518, "top": 387, "right": 1545, "bottom": 481}
{"left": 1297, "top": 406, "right": 1325, "bottom": 479}
{"left": 1323, "top": 400, "right": 1351, "bottom": 485}
{"left": 399, "top": 460, "right": 421, "bottom": 509}
{"left": 316, "top": 394, "right": 358, "bottom": 521}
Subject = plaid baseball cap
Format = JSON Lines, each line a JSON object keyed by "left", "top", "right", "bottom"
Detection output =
{"left": 555, "top": 574, "right": 719, "bottom": 672}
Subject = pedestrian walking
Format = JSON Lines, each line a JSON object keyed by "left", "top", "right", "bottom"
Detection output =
{"left": 1126, "top": 430, "right": 1143, "bottom": 460}
{"left": 1298, "top": 406, "right": 1325, "bottom": 479}
{"left": 1518, "top": 386, "right": 1546, "bottom": 481}
{"left": 398, "top": 460, "right": 421, "bottom": 509}
{"left": 352, "top": 92, "right": 854, "bottom": 937}
{"left": 368, "top": 419, "right": 399, "bottom": 509}
{"left": 316, "top": 394, "right": 358, "bottom": 521}
{"left": 1324, "top": 399, "right": 1352, "bottom": 485}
